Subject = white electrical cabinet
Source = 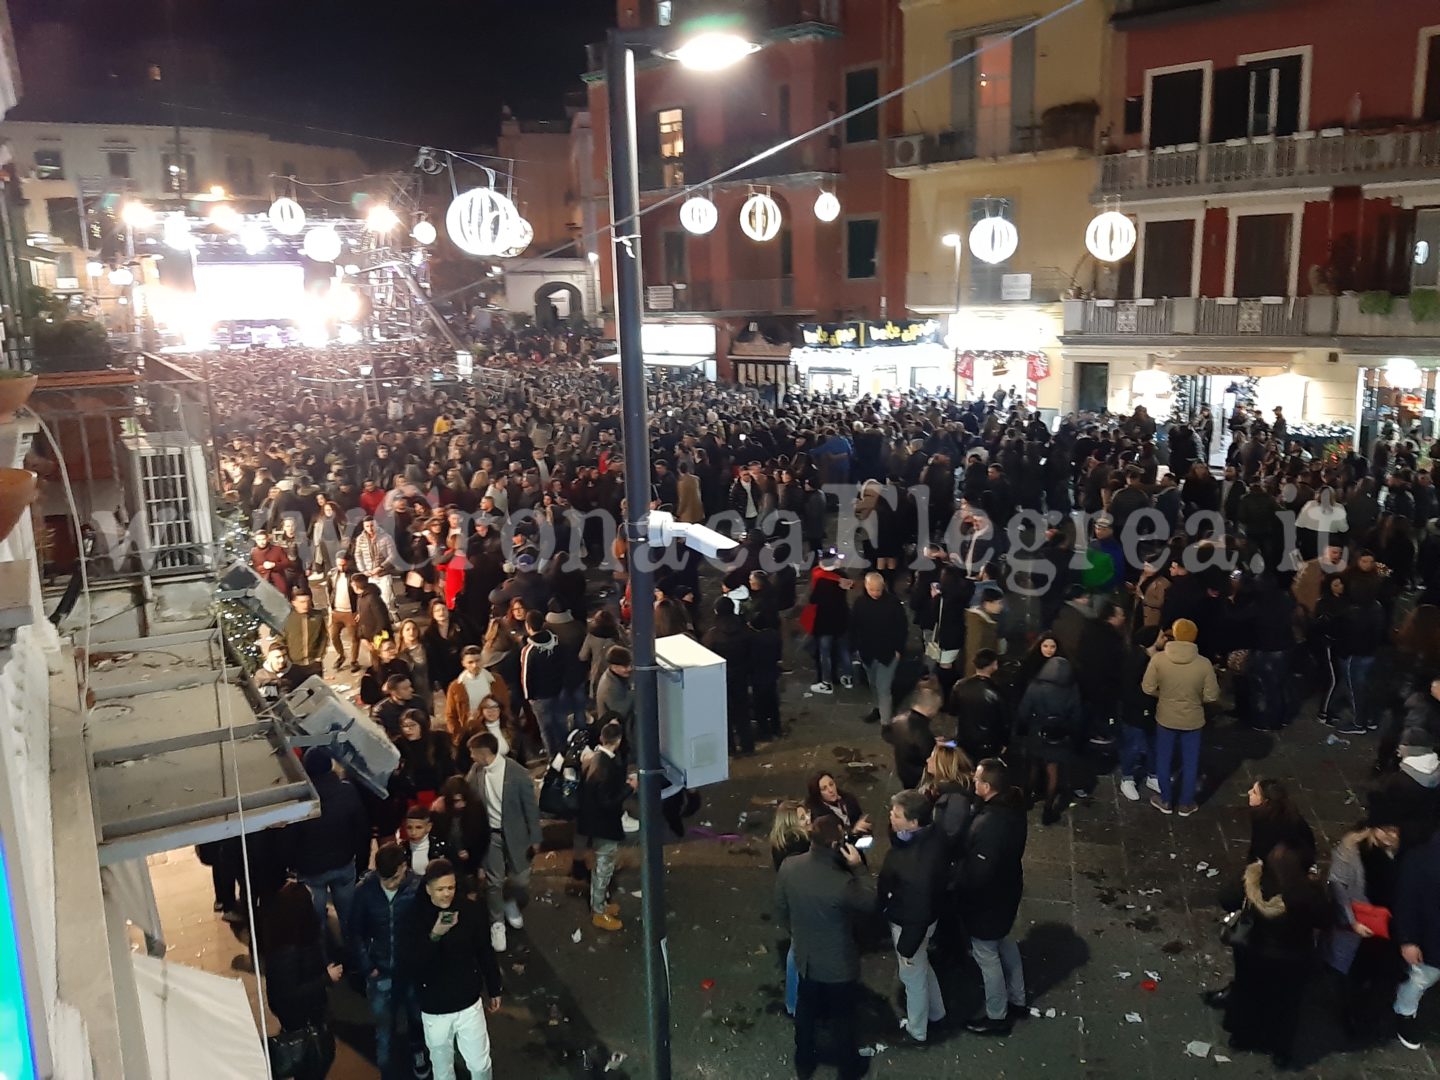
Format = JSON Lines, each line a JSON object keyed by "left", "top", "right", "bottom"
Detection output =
{"left": 655, "top": 634, "right": 729, "bottom": 789}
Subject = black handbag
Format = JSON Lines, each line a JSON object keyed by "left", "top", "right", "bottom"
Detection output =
{"left": 1220, "top": 902, "right": 1253, "bottom": 950}
{"left": 267, "top": 1023, "right": 329, "bottom": 1079}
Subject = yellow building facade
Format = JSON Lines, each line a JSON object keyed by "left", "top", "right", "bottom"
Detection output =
{"left": 891, "top": 0, "right": 1112, "bottom": 410}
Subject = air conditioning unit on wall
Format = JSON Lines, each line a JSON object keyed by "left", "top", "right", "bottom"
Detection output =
{"left": 891, "top": 134, "right": 925, "bottom": 169}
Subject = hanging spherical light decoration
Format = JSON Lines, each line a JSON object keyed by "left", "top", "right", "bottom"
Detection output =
{"left": 814, "top": 191, "right": 841, "bottom": 223}
{"left": 739, "top": 191, "right": 782, "bottom": 242}
{"left": 445, "top": 187, "right": 521, "bottom": 257}
{"left": 498, "top": 216, "right": 534, "bottom": 258}
{"left": 679, "top": 195, "right": 718, "bottom": 235}
{"left": 302, "top": 224, "right": 343, "bottom": 263}
{"left": 968, "top": 215, "right": 1019, "bottom": 265}
{"left": 411, "top": 220, "right": 437, "bottom": 246}
{"left": 268, "top": 196, "right": 306, "bottom": 236}
{"left": 1085, "top": 210, "right": 1137, "bottom": 263}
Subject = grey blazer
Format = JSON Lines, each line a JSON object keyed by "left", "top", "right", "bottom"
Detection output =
{"left": 466, "top": 758, "right": 542, "bottom": 862}
{"left": 775, "top": 847, "right": 876, "bottom": 984}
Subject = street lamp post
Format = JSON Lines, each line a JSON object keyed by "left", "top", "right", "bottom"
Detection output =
{"left": 603, "top": 15, "right": 757, "bottom": 1077}
{"left": 942, "top": 233, "right": 963, "bottom": 397}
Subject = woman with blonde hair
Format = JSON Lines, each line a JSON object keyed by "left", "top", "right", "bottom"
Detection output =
{"left": 923, "top": 742, "right": 975, "bottom": 851}
{"left": 769, "top": 799, "right": 811, "bottom": 1017}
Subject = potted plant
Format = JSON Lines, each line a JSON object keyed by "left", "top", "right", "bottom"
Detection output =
{"left": 0, "top": 467, "right": 36, "bottom": 543}
{"left": 0, "top": 369, "right": 37, "bottom": 420}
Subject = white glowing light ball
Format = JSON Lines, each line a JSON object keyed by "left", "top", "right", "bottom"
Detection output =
{"left": 679, "top": 195, "right": 718, "bottom": 235}
{"left": 366, "top": 205, "right": 400, "bottom": 233}
{"left": 499, "top": 216, "right": 533, "bottom": 258}
{"left": 302, "top": 225, "right": 343, "bottom": 263}
{"left": 240, "top": 224, "right": 270, "bottom": 255}
{"left": 814, "top": 192, "right": 841, "bottom": 223}
{"left": 108, "top": 267, "right": 134, "bottom": 287}
{"left": 968, "top": 216, "right": 1019, "bottom": 265}
{"left": 268, "top": 197, "right": 306, "bottom": 236}
{"left": 1385, "top": 357, "right": 1422, "bottom": 390}
{"left": 411, "top": 220, "right": 437, "bottom": 245}
{"left": 740, "top": 192, "right": 782, "bottom": 242}
{"left": 445, "top": 187, "right": 521, "bottom": 257}
{"left": 163, "top": 219, "right": 195, "bottom": 252}
{"left": 1085, "top": 210, "right": 1137, "bottom": 263}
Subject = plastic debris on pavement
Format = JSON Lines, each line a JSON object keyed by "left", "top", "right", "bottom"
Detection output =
{"left": 1326, "top": 733, "right": 1350, "bottom": 747}
{"left": 1114, "top": 970, "right": 1132, "bottom": 979}
{"left": 1144, "top": 970, "right": 1161, "bottom": 981}
{"left": 1184, "top": 1040, "right": 1211, "bottom": 1058}
{"left": 1045, "top": 1008, "right": 1057, "bottom": 1018}
{"left": 1213, "top": 1054, "right": 1232, "bottom": 1063}
{"left": 571, "top": 929, "right": 582, "bottom": 943}
{"left": 858, "top": 1044, "right": 888, "bottom": 1058}
{"left": 1195, "top": 861, "right": 1209, "bottom": 872}
{"left": 1140, "top": 979, "right": 1158, "bottom": 992}
{"left": 1206, "top": 868, "right": 1220, "bottom": 878}
{"left": 1125, "top": 1012, "right": 1143, "bottom": 1024}
{"left": 605, "top": 1052, "right": 628, "bottom": 1072}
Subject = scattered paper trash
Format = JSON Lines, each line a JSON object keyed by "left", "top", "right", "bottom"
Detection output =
{"left": 1213, "top": 1054, "right": 1231, "bottom": 1063}
{"left": 1144, "top": 970, "right": 1161, "bottom": 981}
{"left": 605, "top": 1052, "right": 628, "bottom": 1072}
{"left": 1185, "top": 1040, "right": 1211, "bottom": 1059}
{"left": 1195, "top": 861, "right": 1209, "bottom": 872}
{"left": 1326, "top": 734, "right": 1350, "bottom": 747}
{"left": 858, "top": 1044, "right": 888, "bottom": 1058}
{"left": 1114, "top": 970, "right": 1133, "bottom": 979}
{"left": 1125, "top": 1012, "right": 1143, "bottom": 1024}
{"left": 1045, "top": 1008, "right": 1057, "bottom": 1018}
{"left": 1206, "top": 868, "right": 1220, "bottom": 878}
{"left": 1029, "top": 1007, "right": 1042, "bottom": 1018}
{"left": 570, "top": 929, "right": 582, "bottom": 944}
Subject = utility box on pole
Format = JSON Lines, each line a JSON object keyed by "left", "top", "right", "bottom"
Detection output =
{"left": 655, "top": 633, "right": 729, "bottom": 789}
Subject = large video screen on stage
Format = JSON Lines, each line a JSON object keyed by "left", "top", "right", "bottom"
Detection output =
{"left": 192, "top": 262, "right": 308, "bottom": 322}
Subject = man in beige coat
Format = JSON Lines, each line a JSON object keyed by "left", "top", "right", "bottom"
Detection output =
{"left": 1141, "top": 618, "right": 1219, "bottom": 817}
{"left": 676, "top": 461, "right": 705, "bottom": 524}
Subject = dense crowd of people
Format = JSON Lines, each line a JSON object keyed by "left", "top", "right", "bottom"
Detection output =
{"left": 190, "top": 339, "right": 1440, "bottom": 1078}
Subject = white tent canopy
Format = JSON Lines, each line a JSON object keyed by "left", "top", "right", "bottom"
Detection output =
{"left": 131, "top": 953, "right": 268, "bottom": 1080}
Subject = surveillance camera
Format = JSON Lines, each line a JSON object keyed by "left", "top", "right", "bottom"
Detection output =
{"left": 647, "top": 510, "right": 738, "bottom": 558}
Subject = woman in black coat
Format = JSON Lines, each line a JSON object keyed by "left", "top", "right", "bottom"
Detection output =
{"left": 926, "top": 565, "right": 973, "bottom": 698}
{"left": 805, "top": 770, "right": 871, "bottom": 843}
{"left": 393, "top": 708, "right": 457, "bottom": 808}
{"left": 430, "top": 776, "right": 491, "bottom": 891}
{"left": 260, "top": 881, "right": 340, "bottom": 1080}
{"left": 1015, "top": 655, "right": 1083, "bottom": 826}
{"left": 422, "top": 598, "right": 465, "bottom": 690}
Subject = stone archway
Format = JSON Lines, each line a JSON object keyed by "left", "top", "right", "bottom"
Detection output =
{"left": 534, "top": 281, "right": 583, "bottom": 328}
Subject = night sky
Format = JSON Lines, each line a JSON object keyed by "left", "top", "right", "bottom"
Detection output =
{"left": 6, "top": 0, "right": 616, "bottom": 160}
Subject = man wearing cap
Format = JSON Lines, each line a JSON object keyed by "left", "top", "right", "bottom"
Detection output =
{"left": 1141, "top": 618, "right": 1219, "bottom": 817}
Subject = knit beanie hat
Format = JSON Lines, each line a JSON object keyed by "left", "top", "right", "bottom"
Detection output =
{"left": 1170, "top": 618, "right": 1198, "bottom": 643}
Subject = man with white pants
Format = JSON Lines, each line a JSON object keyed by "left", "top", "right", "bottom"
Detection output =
{"left": 406, "top": 859, "right": 504, "bottom": 1080}
{"left": 353, "top": 516, "right": 399, "bottom": 616}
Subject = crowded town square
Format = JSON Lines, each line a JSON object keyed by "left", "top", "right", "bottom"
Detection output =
{"left": 2, "top": 1, "right": 1440, "bottom": 1079}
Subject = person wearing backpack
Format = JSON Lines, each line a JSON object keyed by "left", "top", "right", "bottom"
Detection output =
{"left": 577, "top": 721, "right": 633, "bottom": 932}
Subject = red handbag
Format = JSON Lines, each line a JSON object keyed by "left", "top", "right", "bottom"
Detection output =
{"left": 1351, "top": 901, "right": 1392, "bottom": 939}
{"left": 797, "top": 603, "right": 817, "bottom": 635}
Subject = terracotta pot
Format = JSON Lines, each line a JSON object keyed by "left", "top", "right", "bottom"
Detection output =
{"left": 0, "top": 468, "right": 37, "bottom": 542}
{"left": 0, "top": 373, "right": 36, "bottom": 421}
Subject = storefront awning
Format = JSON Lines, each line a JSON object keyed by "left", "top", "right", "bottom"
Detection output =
{"left": 131, "top": 954, "right": 269, "bottom": 1080}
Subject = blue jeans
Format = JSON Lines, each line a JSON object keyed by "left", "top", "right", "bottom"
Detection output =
{"left": 1154, "top": 726, "right": 1201, "bottom": 807}
{"left": 816, "top": 635, "right": 851, "bottom": 685}
{"left": 864, "top": 656, "right": 899, "bottom": 721}
{"left": 1342, "top": 655, "right": 1376, "bottom": 729}
{"left": 1117, "top": 724, "right": 1151, "bottom": 781}
{"left": 558, "top": 685, "right": 587, "bottom": 733}
{"left": 368, "top": 974, "right": 424, "bottom": 1077}
{"left": 534, "top": 697, "right": 568, "bottom": 760}
{"left": 300, "top": 865, "right": 356, "bottom": 962}
{"left": 784, "top": 944, "right": 798, "bottom": 1016}
{"left": 1395, "top": 962, "right": 1440, "bottom": 1017}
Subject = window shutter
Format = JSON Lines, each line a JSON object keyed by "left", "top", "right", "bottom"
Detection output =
{"left": 1210, "top": 66, "right": 1249, "bottom": 142}
{"left": 950, "top": 36, "right": 975, "bottom": 137}
{"left": 1010, "top": 27, "right": 1036, "bottom": 153}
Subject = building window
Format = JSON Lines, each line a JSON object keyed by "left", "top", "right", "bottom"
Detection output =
{"left": 34, "top": 149, "right": 64, "bottom": 180}
{"left": 844, "top": 68, "right": 880, "bottom": 143}
{"left": 162, "top": 152, "right": 196, "bottom": 191}
{"left": 1140, "top": 219, "right": 1195, "bottom": 298}
{"left": 974, "top": 34, "right": 1013, "bottom": 157}
{"left": 1212, "top": 54, "right": 1303, "bottom": 141}
{"left": 846, "top": 218, "right": 879, "bottom": 279}
{"left": 662, "top": 230, "right": 687, "bottom": 282}
{"left": 1148, "top": 68, "right": 1205, "bottom": 147}
{"left": 657, "top": 0, "right": 673, "bottom": 26}
{"left": 657, "top": 108, "right": 685, "bottom": 188}
{"left": 106, "top": 151, "right": 131, "bottom": 179}
{"left": 1422, "top": 32, "right": 1440, "bottom": 121}
{"left": 951, "top": 28, "right": 1035, "bottom": 156}
{"left": 1233, "top": 213, "right": 1292, "bottom": 296}
{"left": 780, "top": 228, "right": 793, "bottom": 278}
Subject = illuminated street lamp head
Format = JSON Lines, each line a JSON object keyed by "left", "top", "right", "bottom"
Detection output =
{"left": 660, "top": 12, "right": 759, "bottom": 71}
{"left": 121, "top": 201, "right": 155, "bottom": 229}
{"left": 366, "top": 204, "right": 400, "bottom": 233}
{"left": 941, "top": 233, "right": 962, "bottom": 249}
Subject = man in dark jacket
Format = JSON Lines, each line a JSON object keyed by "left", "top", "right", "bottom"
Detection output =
{"left": 957, "top": 758, "right": 1028, "bottom": 1034}
{"left": 1075, "top": 599, "right": 1128, "bottom": 746}
{"left": 285, "top": 747, "right": 371, "bottom": 961}
{"left": 352, "top": 572, "right": 393, "bottom": 654}
{"left": 947, "top": 649, "right": 1011, "bottom": 761}
{"left": 578, "top": 721, "right": 633, "bottom": 932}
{"left": 520, "top": 611, "right": 567, "bottom": 758}
{"left": 702, "top": 599, "right": 756, "bottom": 755}
{"left": 349, "top": 842, "right": 425, "bottom": 1080}
{"left": 406, "top": 859, "right": 504, "bottom": 1080}
{"left": 877, "top": 790, "right": 949, "bottom": 1043}
{"left": 1394, "top": 828, "right": 1440, "bottom": 1049}
{"left": 776, "top": 814, "right": 876, "bottom": 1080}
{"left": 850, "top": 571, "right": 910, "bottom": 723}
{"left": 883, "top": 683, "right": 944, "bottom": 790}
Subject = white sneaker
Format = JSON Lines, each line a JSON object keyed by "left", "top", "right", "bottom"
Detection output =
{"left": 1145, "top": 776, "right": 1161, "bottom": 793}
{"left": 1120, "top": 779, "right": 1140, "bottom": 802}
{"left": 490, "top": 921, "right": 507, "bottom": 952}
{"left": 621, "top": 811, "right": 641, "bottom": 834}
{"left": 809, "top": 682, "right": 834, "bottom": 694}
{"left": 503, "top": 900, "right": 524, "bottom": 930}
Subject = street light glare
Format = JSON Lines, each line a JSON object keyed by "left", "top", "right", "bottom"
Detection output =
{"left": 120, "top": 202, "right": 155, "bottom": 229}
{"left": 941, "top": 233, "right": 962, "bottom": 248}
{"left": 669, "top": 31, "right": 759, "bottom": 71}
{"left": 367, "top": 205, "right": 400, "bottom": 233}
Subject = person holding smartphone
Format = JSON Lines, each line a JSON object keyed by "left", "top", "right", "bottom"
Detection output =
{"left": 775, "top": 814, "right": 876, "bottom": 1080}
{"left": 406, "top": 858, "right": 504, "bottom": 1080}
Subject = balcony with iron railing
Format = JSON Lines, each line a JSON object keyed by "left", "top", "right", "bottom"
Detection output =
{"left": 644, "top": 278, "right": 801, "bottom": 314}
{"left": 1061, "top": 295, "right": 1440, "bottom": 343}
{"left": 639, "top": 138, "right": 836, "bottom": 193}
{"left": 889, "top": 102, "right": 1098, "bottom": 173}
{"left": 1097, "top": 124, "right": 1440, "bottom": 200}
